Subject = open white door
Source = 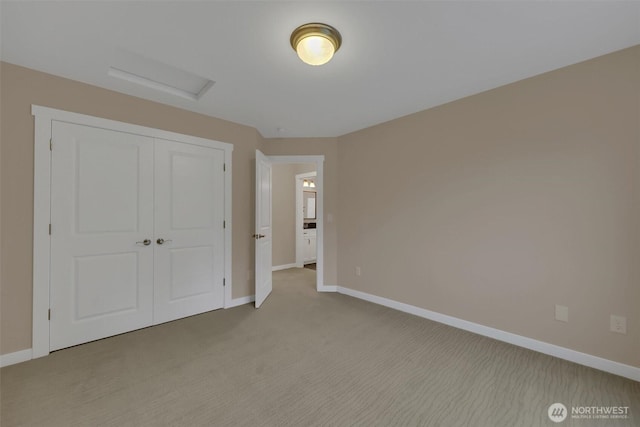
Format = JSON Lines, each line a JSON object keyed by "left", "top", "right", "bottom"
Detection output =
{"left": 254, "top": 150, "right": 273, "bottom": 308}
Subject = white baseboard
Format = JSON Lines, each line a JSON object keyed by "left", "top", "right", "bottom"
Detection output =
{"left": 1, "top": 348, "right": 33, "bottom": 367}
{"left": 272, "top": 263, "right": 298, "bottom": 271}
{"left": 337, "top": 286, "right": 640, "bottom": 382}
{"left": 8, "top": 289, "right": 636, "bottom": 381}
{"left": 226, "top": 295, "right": 255, "bottom": 308}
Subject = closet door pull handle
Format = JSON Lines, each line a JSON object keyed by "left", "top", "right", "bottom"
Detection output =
{"left": 156, "top": 238, "right": 172, "bottom": 245}
{"left": 136, "top": 239, "right": 151, "bottom": 246}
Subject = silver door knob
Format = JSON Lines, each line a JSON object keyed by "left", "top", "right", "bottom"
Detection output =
{"left": 156, "top": 238, "right": 172, "bottom": 245}
{"left": 253, "top": 234, "right": 266, "bottom": 240}
{"left": 136, "top": 239, "right": 151, "bottom": 246}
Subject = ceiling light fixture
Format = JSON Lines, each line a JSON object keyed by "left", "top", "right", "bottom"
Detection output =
{"left": 290, "top": 23, "right": 342, "bottom": 66}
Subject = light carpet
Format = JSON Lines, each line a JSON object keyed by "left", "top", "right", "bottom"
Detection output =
{"left": 1, "top": 268, "right": 638, "bottom": 426}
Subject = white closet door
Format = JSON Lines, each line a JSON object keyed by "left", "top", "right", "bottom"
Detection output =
{"left": 153, "top": 139, "right": 225, "bottom": 324}
{"left": 50, "top": 122, "right": 154, "bottom": 351}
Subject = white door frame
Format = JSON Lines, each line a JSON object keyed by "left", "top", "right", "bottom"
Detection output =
{"left": 295, "top": 171, "right": 317, "bottom": 268}
{"left": 31, "top": 105, "right": 233, "bottom": 359}
{"left": 266, "top": 155, "right": 327, "bottom": 292}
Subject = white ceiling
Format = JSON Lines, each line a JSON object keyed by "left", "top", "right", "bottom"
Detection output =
{"left": 1, "top": 1, "right": 639, "bottom": 138}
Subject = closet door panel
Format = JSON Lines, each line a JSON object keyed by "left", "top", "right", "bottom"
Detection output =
{"left": 153, "top": 139, "right": 225, "bottom": 324}
{"left": 50, "top": 121, "right": 155, "bottom": 351}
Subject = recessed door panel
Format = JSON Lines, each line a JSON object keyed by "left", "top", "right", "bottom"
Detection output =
{"left": 169, "top": 246, "right": 215, "bottom": 300}
{"left": 259, "top": 165, "right": 271, "bottom": 228}
{"left": 50, "top": 121, "right": 154, "bottom": 351}
{"left": 171, "top": 153, "right": 216, "bottom": 230}
{"left": 75, "top": 253, "right": 138, "bottom": 319}
{"left": 76, "top": 141, "right": 140, "bottom": 234}
{"left": 154, "top": 139, "right": 225, "bottom": 324}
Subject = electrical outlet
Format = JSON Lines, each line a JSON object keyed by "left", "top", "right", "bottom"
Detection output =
{"left": 610, "top": 315, "right": 627, "bottom": 334}
{"left": 355, "top": 266, "right": 361, "bottom": 276}
{"left": 555, "top": 305, "right": 569, "bottom": 322}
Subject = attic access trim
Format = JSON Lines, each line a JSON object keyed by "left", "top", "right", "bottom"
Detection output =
{"left": 108, "top": 50, "right": 214, "bottom": 101}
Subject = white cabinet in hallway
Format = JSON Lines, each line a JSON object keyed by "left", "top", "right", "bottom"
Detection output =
{"left": 303, "top": 228, "right": 317, "bottom": 264}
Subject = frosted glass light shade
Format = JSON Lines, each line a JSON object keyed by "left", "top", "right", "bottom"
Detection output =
{"left": 291, "top": 23, "right": 342, "bottom": 66}
{"left": 296, "top": 35, "right": 335, "bottom": 66}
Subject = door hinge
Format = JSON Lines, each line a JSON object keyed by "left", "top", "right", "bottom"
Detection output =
{"left": 48, "top": 309, "right": 51, "bottom": 320}
{"left": 223, "top": 220, "right": 226, "bottom": 229}
{"left": 223, "top": 163, "right": 226, "bottom": 172}
{"left": 49, "top": 224, "right": 52, "bottom": 235}
{"left": 223, "top": 278, "right": 226, "bottom": 287}
{"left": 49, "top": 139, "right": 52, "bottom": 151}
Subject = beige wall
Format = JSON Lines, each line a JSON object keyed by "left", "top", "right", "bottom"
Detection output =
{"left": 0, "top": 62, "right": 261, "bottom": 354}
{"left": 272, "top": 163, "right": 315, "bottom": 267}
{"left": 337, "top": 46, "right": 640, "bottom": 367}
{"left": 2, "top": 45, "right": 639, "bottom": 370}
{"left": 262, "top": 138, "right": 339, "bottom": 287}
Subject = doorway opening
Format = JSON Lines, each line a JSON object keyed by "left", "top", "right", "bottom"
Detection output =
{"left": 295, "top": 171, "right": 317, "bottom": 269}
{"left": 254, "top": 153, "right": 326, "bottom": 308}
{"left": 271, "top": 161, "right": 321, "bottom": 289}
